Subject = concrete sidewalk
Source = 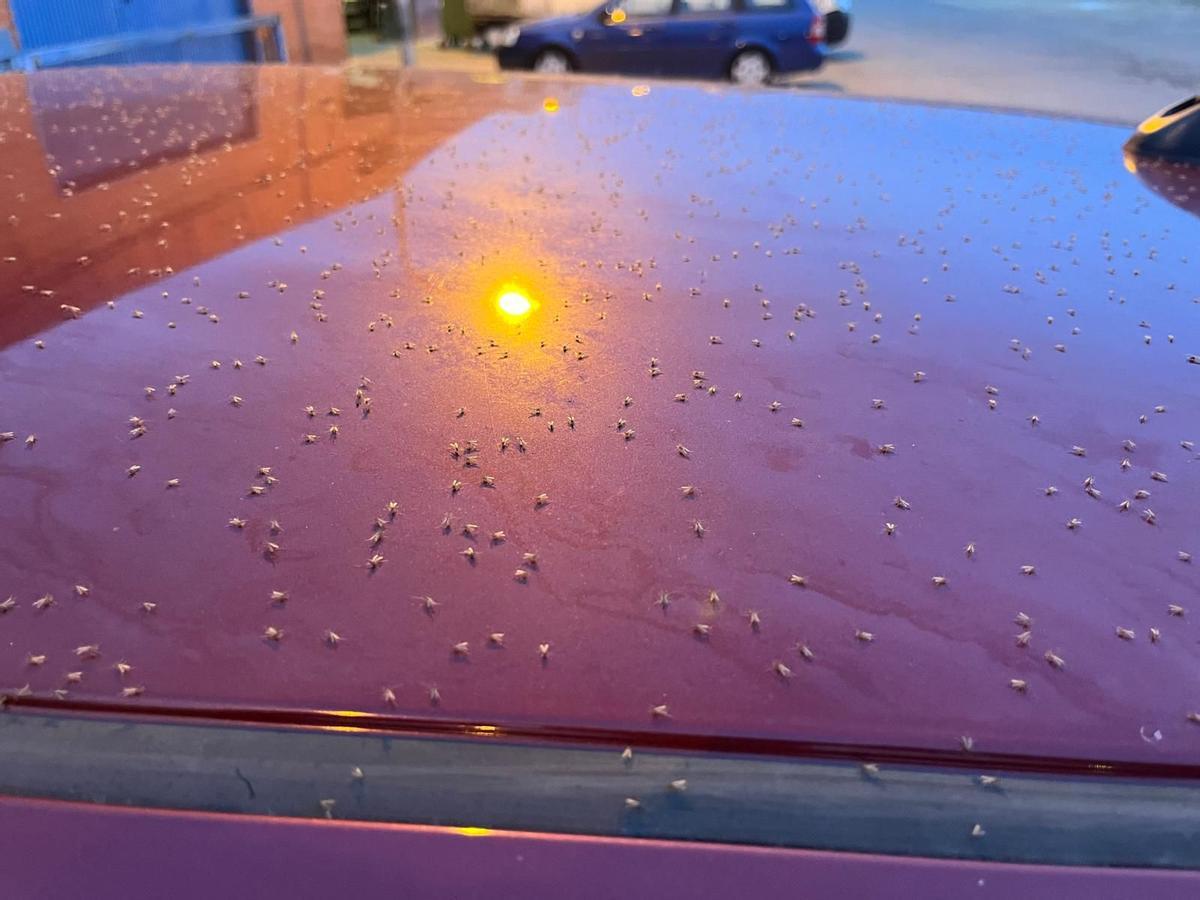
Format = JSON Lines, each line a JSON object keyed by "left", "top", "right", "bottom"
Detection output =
{"left": 348, "top": 35, "right": 498, "bottom": 74}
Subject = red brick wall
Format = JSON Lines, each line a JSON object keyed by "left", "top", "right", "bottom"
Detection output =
{"left": 253, "top": 0, "right": 348, "bottom": 64}
{"left": 0, "top": 67, "right": 534, "bottom": 346}
{"left": 0, "top": 0, "right": 16, "bottom": 48}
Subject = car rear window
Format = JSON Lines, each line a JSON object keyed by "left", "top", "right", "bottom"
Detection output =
{"left": 677, "top": 0, "right": 733, "bottom": 13}
{"left": 621, "top": 0, "right": 674, "bottom": 16}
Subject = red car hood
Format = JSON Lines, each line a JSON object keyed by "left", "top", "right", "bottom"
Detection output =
{"left": 0, "top": 65, "right": 1197, "bottom": 766}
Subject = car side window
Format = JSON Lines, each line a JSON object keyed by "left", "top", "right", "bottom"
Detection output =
{"left": 741, "top": 0, "right": 791, "bottom": 9}
{"left": 617, "top": 0, "right": 675, "bottom": 17}
{"left": 677, "top": 0, "right": 733, "bottom": 14}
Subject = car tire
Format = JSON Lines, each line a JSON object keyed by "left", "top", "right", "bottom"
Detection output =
{"left": 729, "top": 49, "right": 772, "bottom": 87}
{"left": 533, "top": 49, "right": 572, "bottom": 74}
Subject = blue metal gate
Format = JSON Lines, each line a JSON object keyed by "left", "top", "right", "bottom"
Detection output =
{"left": 10, "top": 0, "right": 254, "bottom": 65}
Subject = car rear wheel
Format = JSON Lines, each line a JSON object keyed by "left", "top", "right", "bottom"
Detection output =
{"left": 729, "top": 49, "right": 772, "bottom": 87}
{"left": 533, "top": 49, "right": 572, "bottom": 74}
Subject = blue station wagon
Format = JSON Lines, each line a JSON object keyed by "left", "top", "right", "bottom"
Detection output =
{"left": 496, "top": 0, "right": 824, "bottom": 85}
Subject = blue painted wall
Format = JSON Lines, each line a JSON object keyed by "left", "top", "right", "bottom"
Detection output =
{"left": 10, "top": 0, "right": 254, "bottom": 65}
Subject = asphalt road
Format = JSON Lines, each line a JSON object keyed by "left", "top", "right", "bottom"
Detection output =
{"left": 810, "top": 0, "right": 1200, "bottom": 124}
{"left": 354, "top": 0, "right": 1200, "bottom": 125}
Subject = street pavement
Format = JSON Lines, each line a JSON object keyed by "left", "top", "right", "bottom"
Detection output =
{"left": 348, "top": 0, "right": 1200, "bottom": 125}
{"left": 813, "top": 0, "right": 1200, "bottom": 124}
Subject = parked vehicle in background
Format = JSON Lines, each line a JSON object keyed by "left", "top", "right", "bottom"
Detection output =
{"left": 496, "top": 0, "right": 824, "bottom": 84}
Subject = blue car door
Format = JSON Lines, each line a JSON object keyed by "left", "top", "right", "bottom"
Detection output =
{"left": 662, "top": 0, "right": 735, "bottom": 78}
{"left": 578, "top": 0, "right": 676, "bottom": 75}
{"left": 737, "top": 0, "right": 811, "bottom": 67}
{"left": 573, "top": 6, "right": 625, "bottom": 72}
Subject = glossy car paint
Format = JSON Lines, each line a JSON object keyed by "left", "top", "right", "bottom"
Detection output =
{"left": 496, "top": 0, "right": 823, "bottom": 79}
{"left": 1130, "top": 154, "right": 1200, "bottom": 217}
{"left": 5, "top": 797, "right": 1200, "bottom": 899}
{"left": 0, "top": 67, "right": 1197, "bottom": 768}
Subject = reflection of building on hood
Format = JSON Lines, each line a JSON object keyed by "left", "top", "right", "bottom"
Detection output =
{"left": 0, "top": 66, "right": 542, "bottom": 348}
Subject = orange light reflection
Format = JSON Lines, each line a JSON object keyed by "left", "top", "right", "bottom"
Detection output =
{"left": 314, "top": 708, "right": 376, "bottom": 734}
{"left": 498, "top": 288, "right": 533, "bottom": 319}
